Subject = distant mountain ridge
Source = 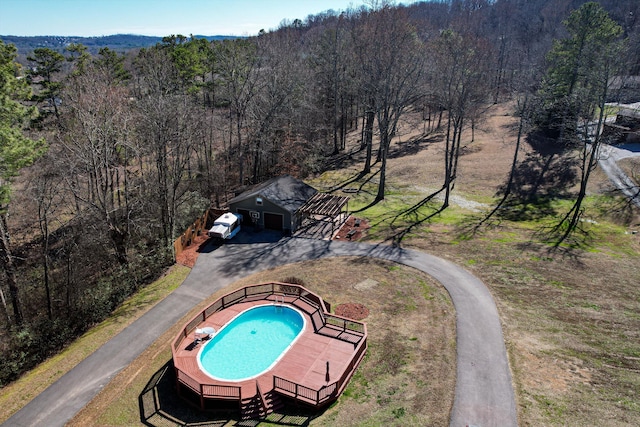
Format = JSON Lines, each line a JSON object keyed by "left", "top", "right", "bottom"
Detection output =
{"left": 0, "top": 34, "right": 239, "bottom": 55}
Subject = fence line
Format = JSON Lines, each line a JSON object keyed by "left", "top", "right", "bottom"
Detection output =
{"left": 173, "top": 208, "right": 227, "bottom": 257}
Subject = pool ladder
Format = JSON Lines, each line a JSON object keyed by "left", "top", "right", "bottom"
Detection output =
{"left": 273, "top": 294, "right": 285, "bottom": 306}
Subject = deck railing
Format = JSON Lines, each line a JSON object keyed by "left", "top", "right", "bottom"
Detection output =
{"left": 176, "top": 369, "right": 241, "bottom": 399}
{"left": 172, "top": 282, "right": 367, "bottom": 406}
{"left": 173, "top": 282, "right": 360, "bottom": 351}
{"left": 272, "top": 329, "right": 368, "bottom": 406}
{"left": 324, "top": 314, "right": 366, "bottom": 334}
{"left": 273, "top": 376, "right": 338, "bottom": 405}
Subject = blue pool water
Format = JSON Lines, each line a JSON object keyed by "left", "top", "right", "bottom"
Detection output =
{"left": 198, "top": 304, "right": 305, "bottom": 381}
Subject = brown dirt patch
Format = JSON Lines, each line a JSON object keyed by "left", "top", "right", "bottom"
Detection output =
{"left": 335, "top": 303, "right": 370, "bottom": 320}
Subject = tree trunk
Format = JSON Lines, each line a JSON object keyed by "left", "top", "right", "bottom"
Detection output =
{"left": 0, "top": 286, "right": 11, "bottom": 325}
{"left": 0, "top": 213, "right": 23, "bottom": 326}
{"left": 236, "top": 111, "right": 244, "bottom": 185}
{"left": 443, "top": 114, "right": 454, "bottom": 208}
{"left": 362, "top": 109, "right": 375, "bottom": 174}
{"left": 39, "top": 210, "right": 53, "bottom": 321}
{"left": 376, "top": 136, "right": 388, "bottom": 202}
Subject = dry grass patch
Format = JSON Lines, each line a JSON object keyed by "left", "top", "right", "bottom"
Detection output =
{"left": 618, "top": 156, "right": 640, "bottom": 182}
{"left": 401, "top": 223, "right": 640, "bottom": 426}
{"left": 315, "top": 102, "right": 640, "bottom": 426}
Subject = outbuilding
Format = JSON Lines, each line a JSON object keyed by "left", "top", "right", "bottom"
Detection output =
{"left": 228, "top": 175, "right": 318, "bottom": 234}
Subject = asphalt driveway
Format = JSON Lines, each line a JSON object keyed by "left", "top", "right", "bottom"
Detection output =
{"left": 4, "top": 234, "right": 518, "bottom": 427}
{"left": 598, "top": 143, "right": 640, "bottom": 208}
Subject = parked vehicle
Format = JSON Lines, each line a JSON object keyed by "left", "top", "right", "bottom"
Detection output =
{"left": 207, "top": 212, "right": 242, "bottom": 240}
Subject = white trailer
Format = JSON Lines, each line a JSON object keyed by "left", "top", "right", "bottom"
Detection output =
{"left": 207, "top": 212, "right": 242, "bottom": 240}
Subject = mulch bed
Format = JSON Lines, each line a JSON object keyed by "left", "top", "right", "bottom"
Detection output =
{"left": 335, "top": 303, "right": 370, "bottom": 320}
{"left": 175, "top": 235, "right": 210, "bottom": 268}
{"left": 333, "top": 216, "right": 370, "bottom": 241}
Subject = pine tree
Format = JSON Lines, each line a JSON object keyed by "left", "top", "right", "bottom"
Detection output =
{"left": 537, "top": 2, "right": 625, "bottom": 243}
{"left": 0, "top": 40, "right": 47, "bottom": 326}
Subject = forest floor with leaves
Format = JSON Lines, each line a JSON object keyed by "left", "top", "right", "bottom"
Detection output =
{"left": 3, "top": 102, "right": 639, "bottom": 426}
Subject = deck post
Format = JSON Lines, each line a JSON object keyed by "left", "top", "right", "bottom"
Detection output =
{"left": 175, "top": 367, "right": 182, "bottom": 399}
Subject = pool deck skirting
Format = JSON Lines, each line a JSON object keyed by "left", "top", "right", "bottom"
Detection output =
{"left": 172, "top": 283, "right": 367, "bottom": 418}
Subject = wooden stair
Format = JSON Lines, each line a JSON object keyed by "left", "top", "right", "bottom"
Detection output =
{"left": 240, "top": 389, "right": 285, "bottom": 421}
{"left": 263, "top": 390, "right": 285, "bottom": 414}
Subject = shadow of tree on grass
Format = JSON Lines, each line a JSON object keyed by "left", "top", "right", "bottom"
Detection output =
{"left": 460, "top": 131, "right": 580, "bottom": 240}
{"left": 387, "top": 134, "right": 441, "bottom": 159}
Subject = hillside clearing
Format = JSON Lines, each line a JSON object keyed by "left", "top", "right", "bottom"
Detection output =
{"left": 3, "top": 103, "right": 639, "bottom": 426}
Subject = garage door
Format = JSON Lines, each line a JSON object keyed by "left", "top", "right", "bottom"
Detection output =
{"left": 264, "top": 212, "right": 284, "bottom": 230}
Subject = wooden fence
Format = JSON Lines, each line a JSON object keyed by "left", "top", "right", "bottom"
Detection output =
{"left": 173, "top": 208, "right": 227, "bottom": 257}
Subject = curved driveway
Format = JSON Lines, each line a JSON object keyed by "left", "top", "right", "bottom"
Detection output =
{"left": 4, "top": 235, "right": 517, "bottom": 427}
{"left": 598, "top": 143, "right": 640, "bottom": 208}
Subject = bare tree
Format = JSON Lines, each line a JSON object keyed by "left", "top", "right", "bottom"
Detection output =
{"left": 134, "top": 47, "right": 203, "bottom": 248}
{"left": 214, "top": 39, "right": 263, "bottom": 185}
{"left": 309, "top": 12, "right": 356, "bottom": 155}
{"left": 352, "top": 4, "right": 424, "bottom": 201}
{"left": 429, "top": 29, "right": 492, "bottom": 208}
{"left": 61, "top": 63, "right": 136, "bottom": 265}
{"left": 245, "top": 27, "right": 312, "bottom": 181}
{"left": 28, "top": 160, "right": 65, "bottom": 320}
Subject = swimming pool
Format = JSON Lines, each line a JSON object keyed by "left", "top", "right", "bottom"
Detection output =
{"left": 198, "top": 304, "right": 305, "bottom": 381}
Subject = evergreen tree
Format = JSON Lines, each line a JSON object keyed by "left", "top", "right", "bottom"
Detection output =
{"left": 537, "top": 2, "right": 625, "bottom": 242}
{"left": 536, "top": 2, "right": 624, "bottom": 145}
{"left": 27, "top": 47, "right": 65, "bottom": 122}
{"left": 0, "top": 40, "right": 47, "bottom": 326}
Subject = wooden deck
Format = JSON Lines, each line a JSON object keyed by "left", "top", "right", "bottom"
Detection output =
{"left": 172, "top": 287, "right": 367, "bottom": 417}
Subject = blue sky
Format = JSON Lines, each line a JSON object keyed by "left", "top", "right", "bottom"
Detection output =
{"left": 0, "top": 0, "right": 368, "bottom": 37}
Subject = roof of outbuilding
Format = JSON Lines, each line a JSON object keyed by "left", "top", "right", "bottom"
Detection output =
{"left": 228, "top": 175, "right": 318, "bottom": 214}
